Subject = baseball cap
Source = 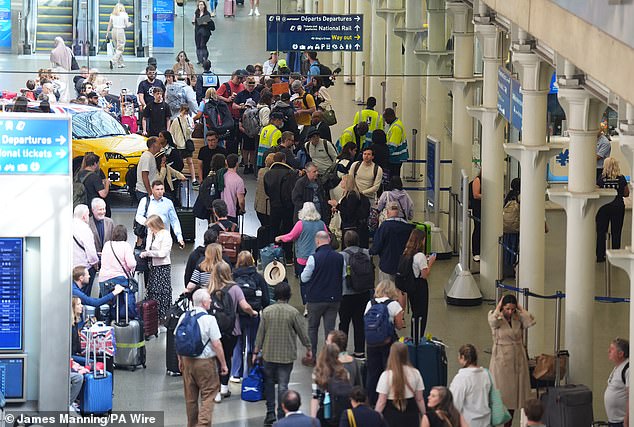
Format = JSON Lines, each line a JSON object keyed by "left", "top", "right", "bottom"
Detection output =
{"left": 280, "top": 92, "right": 291, "bottom": 101}
{"left": 291, "top": 80, "right": 302, "bottom": 91}
{"left": 270, "top": 112, "right": 285, "bottom": 121}
{"left": 87, "top": 91, "right": 98, "bottom": 98}
{"left": 278, "top": 59, "right": 288, "bottom": 68}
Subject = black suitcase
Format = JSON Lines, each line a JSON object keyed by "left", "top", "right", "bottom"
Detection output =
{"left": 242, "top": 235, "right": 258, "bottom": 260}
{"left": 541, "top": 384, "right": 593, "bottom": 427}
{"left": 166, "top": 295, "right": 189, "bottom": 376}
{"left": 256, "top": 225, "right": 272, "bottom": 249}
{"left": 177, "top": 180, "right": 196, "bottom": 243}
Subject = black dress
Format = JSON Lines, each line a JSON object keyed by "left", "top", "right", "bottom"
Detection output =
{"left": 338, "top": 192, "right": 370, "bottom": 248}
{"left": 383, "top": 398, "right": 420, "bottom": 426}
{"left": 193, "top": 12, "right": 215, "bottom": 64}
{"left": 596, "top": 174, "right": 628, "bottom": 260}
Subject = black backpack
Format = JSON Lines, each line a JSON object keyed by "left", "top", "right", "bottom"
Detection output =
{"left": 317, "top": 63, "right": 334, "bottom": 88}
{"left": 395, "top": 255, "right": 416, "bottom": 294}
{"left": 125, "top": 166, "right": 138, "bottom": 199}
{"left": 322, "top": 378, "right": 352, "bottom": 426}
{"left": 208, "top": 286, "right": 236, "bottom": 336}
{"left": 203, "top": 99, "right": 234, "bottom": 137}
{"left": 193, "top": 171, "right": 220, "bottom": 219}
{"left": 272, "top": 104, "right": 299, "bottom": 136}
{"left": 235, "top": 273, "right": 263, "bottom": 312}
{"left": 345, "top": 249, "right": 375, "bottom": 292}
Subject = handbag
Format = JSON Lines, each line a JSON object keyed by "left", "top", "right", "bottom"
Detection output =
{"left": 533, "top": 353, "right": 567, "bottom": 381}
{"left": 487, "top": 369, "right": 512, "bottom": 426}
{"left": 322, "top": 107, "right": 337, "bottom": 126}
{"left": 329, "top": 210, "right": 342, "bottom": 242}
{"left": 192, "top": 122, "right": 204, "bottom": 138}
{"left": 134, "top": 247, "right": 149, "bottom": 273}
{"left": 133, "top": 196, "right": 150, "bottom": 238}
{"left": 241, "top": 363, "right": 264, "bottom": 402}
{"left": 100, "top": 38, "right": 109, "bottom": 53}
{"left": 177, "top": 117, "right": 195, "bottom": 153}
{"left": 71, "top": 55, "right": 79, "bottom": 71}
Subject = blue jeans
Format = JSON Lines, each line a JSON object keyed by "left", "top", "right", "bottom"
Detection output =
{"left": 263, "top": 361, "right": 293, "bottom": 420}
{"left": 231, "top": 315, "right": 260, "bottom": 378}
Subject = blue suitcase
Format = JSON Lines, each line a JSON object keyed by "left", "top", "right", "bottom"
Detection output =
{"left": 80, "top": 329, "right": 113, "bottom": 415}
{"left": 416, "top": 337, "right": 447, "bottom": 399}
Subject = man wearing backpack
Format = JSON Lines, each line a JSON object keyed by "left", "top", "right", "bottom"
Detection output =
{"left": 349, "top": 147, "right": 383, "bottom": 200}
{"left": 75, "top": 152, "right": 111, "bottom": 216}
{"left": 175, "top": 289, "right": 228, "bottom": 427}
{"left": 253, "top": 282, "right": 312, "bottom": 425}
{"left": 300, "top": 231, "right": 346, "bottom": 365}
{"left": 604, "top": 338, "right": 630, "bottom": 427}
{"left": 166, "top": 71, "right": 197, "bottom": 119}
{"left": 217, "top": 69, "right": 247, "bottom": 154}
{"left": 370, "top": 202, "right": 415, "bottom": 281}
{"left": 291, "top": 80, "right": 316, "bottom": 128}
{"left": 304, "top": 128, "right": 337, "bottom": 176}
{"left": 339, "top": 231, "right": 374, "bottom": 359}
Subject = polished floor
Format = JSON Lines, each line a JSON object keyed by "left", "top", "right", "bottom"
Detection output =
{"left": 1, "top": 0, "right": 630, "bottom": 424}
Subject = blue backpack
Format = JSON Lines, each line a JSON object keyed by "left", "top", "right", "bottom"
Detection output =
{"left": 364, "top": 299, "right": 394, "bottom": 347}
{"left": 241, "top": 364, "right": 264, "bottom": 402}
{"left": 174, "top": 311, "right": 210, "bottom": 357}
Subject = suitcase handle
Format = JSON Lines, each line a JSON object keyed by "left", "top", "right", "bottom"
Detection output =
{"left": 115, "top": 289, "right": 129, "bottom": 326}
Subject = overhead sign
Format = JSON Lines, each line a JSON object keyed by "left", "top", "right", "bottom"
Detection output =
{"left": 267, "top": 14, "right": 364, "bottom": 52}
{"left": 0, "top": 114, "right": 71, "bottom": 175}
{"left": 511, "top": 79, "right": 523, "bottom": 130}
{"left": 497, "top": 66, "right": 523, "bottom": 130}
{"left": 0, "top": 238, "right": 23, "bottom": 351}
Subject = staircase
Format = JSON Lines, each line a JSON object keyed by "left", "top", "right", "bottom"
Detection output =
{"left": 98, "top": 0, "right": 135, "bottom": 56}
{"left": 35, "top": 0, "right": 73, "bottom": 53}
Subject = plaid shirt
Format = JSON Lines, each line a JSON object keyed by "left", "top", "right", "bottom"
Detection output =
{"left": 255, "top": 302, "right": 311, "bottom": 364}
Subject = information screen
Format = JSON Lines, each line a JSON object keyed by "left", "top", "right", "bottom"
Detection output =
{"left": 0, "top": 355, "right": 26, "bottom": 401}
{"left": 0, "top": 238, "right": 23, "bottom": 351}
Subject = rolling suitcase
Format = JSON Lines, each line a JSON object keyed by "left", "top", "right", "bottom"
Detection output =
{"left": 80, "top": 326, "right": 113, "bottom": 415}
{"left": 256, "top": 225, "right": 272, "bottom": 249}
{"left": 137, "top": 299, "right": 159, "bottom": 339}
{"left": 412, "top": 221, "right": 432, "bottom": 254}
{"left": 177, "top": 179, "right": 196, "bottom": 243}
{"left": 224, "top": 0, "right": 235, "bottom": 17}
{"left": 166, "top": 295, "right": 189, "bottom": 376}
{"left": 415, "top": 335, "right": 447, "bottom": 399}
{"left": 112, "top": 292, "right": 146, "bottom": 370}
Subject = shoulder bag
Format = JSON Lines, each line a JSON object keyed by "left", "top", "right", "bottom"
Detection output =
{"left": 486, "top": 368, "right": 512, "bottom": 426}
{"left": 133, "top": 196, "right": 151, "bottom": 237}
{"left": 177, "top": 116, "right": 195, "bottom": 153}
{"left": 106, "top": 241, "right": 139, "bottom": 293}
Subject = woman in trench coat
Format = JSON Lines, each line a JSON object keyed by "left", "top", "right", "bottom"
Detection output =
{"left": 488, "top": 293, "right": 535, "bottom": 427}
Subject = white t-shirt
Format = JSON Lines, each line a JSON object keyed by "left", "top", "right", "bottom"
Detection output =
{"left": 604, "top": 359, "right": 629, "bottom": 423}
{"left": 376, "top": 366, "right": 424, "bottom": 399}
{"left": 136, "top": 150, "right": 159, "bottom": 193}
{"left": 412, "top": 252, "right": 428, "bottom": 279}
{"left": 174, "top": 307, "right": 221, "bottom": 359}
{"left": 449, "top": 367, "right": 492, "bottom": 427}
{"left": 111, "top": 13, "right": 129, "bottom": 29}
{"left": 364, "top": 297, "right": 402, "bottom": 324}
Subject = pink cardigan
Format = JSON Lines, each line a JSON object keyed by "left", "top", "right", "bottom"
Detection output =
{"left": 99, "top": 241, "right": 137, "bottom": 282}
{"left": 278, "top": 220, "right": 328, "bottom": 265}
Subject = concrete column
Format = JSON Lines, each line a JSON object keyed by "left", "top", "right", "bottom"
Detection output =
{"left": 369, "top": 0, "right": 386, "bottom": 102}
{"left": 506, "top": 50, "right": 561, "bottom": 356}
{"left": 377, "top": 0, "right": 404, "bottom": 109}
{"left": 304, "top": 0, "right": 314, "bottom": 14}
{"left": 608, "top": 103, "right": 634, "bottom": 424}
{"left": 354, "top": 0, "right": 372, "bottom": 104}
{"left": 549, "top": 84, "right": 614, "bottom": 386}
{"left": 342, "top": 0, "right": 354, "bottom": 83}
{"left": 467, "top": 21, "right": 504, "bottom": 300}
{"left": 322, "top": 0, "right": 333, "bottom": 14}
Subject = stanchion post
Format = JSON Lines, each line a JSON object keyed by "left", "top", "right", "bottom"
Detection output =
{"left": 605, "top": 231, "right": 612, "bottom": 297}
{"left": 409, "top": 129, "right": 418, "bottom": 181}
{"left": 381, "top": 81, "right": 387, "bottom": 113}
{"left": 522, "top": 288, "right": 530, "bottom": 348}
{"left": 554, "top": 291, "right": 563, "bottom": 386}
{"left": 497, "top": 236, "right": 504, "bottom": 282}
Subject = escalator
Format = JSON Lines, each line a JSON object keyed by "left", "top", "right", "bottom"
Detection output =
{"left": 35, "top": 0, "right": 73, "bottom": 53}
{"left": 98, "top": 0, "right": 135, "bottom": 56}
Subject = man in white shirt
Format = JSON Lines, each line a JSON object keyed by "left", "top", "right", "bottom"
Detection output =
{"left": 176, "top": 289, "right": 228, "bottom": 427}
{"left": 135, "top": 180, "right": 185, "bottom": 248}
{"left": 349, "top": 147, "right": 383, "bottom": 201}
{"left": 135, "top": 137, "right": 163, "bottom": 199}
{"left": 605, "top": 338, "right": 629, "bottom": 427}
{"left": 73, "top": 204, "right": 100, "bottom": 297}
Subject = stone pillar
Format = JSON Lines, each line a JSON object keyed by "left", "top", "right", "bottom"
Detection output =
{"left": 505, "top": 50, "right": 561, "bottom": 356}
{"left": 369, "top": 0, "right": 386, "bottom": 102}
{"left": 376, "top": 0, "right": 404, "bottom": 110}
{"left": 354, "top": 0, "right": 372, "bottom": 104}
{"left": 467, "top": 18, "right": 504, "bottom": 300}
{"left": 608, "top": 103, "right": 634, "bottom": 425}
{"left": 304, "top": 0, "right": 314, "bottom": 14}
{"left": 549, "top": 74, "right": 615, "bottom": 385}
{"left": 322, "top": 0, "right": 333, "bottom": 14}
{"left": 342, "top": 0, "right": 354, "bottom": 84}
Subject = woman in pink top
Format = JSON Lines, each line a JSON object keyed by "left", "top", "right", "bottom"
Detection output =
{"left": 275, "top": 202, "right": 327, "bottom": 304}
{"left": 98, "top": 224, "right": 136, "bottom": 297}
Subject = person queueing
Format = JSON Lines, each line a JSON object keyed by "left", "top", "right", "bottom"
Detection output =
{"left": 488, "top": 294, "right": 535, "bottom": 427}
{"left": 449, "top": 344, "right": 492, "bottom": 427}
{"left": 596, "top": 157, "right": 629, "bottom": 262}
{"left": 421, "top": 387, "right": 469, "bottom": 427}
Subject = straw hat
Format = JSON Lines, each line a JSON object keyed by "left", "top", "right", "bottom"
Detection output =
{"left": 263, "top": 260, "right": 286, "bottom": 286}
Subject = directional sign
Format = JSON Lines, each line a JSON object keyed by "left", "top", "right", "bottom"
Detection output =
{"left": 497, "top": 66, "right": 511, "bottom": 122}
{"left": 267, "top": 14, "right": 364, "bottom": 52}
{"left": 0, "top": 114, "right": 71, "bottom": 175}
{"left": 511, "top": 78, "right": 523, "bottom": 130}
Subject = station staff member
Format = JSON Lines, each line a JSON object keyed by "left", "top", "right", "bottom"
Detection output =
{"left": 257, "top": 112, "right": 283, "bottom": 168}
{"left": 382, "top": 107, "right": 409, "bottom": 177}
{"left": 353, "top": 96, "right": 383, "bottom": 147}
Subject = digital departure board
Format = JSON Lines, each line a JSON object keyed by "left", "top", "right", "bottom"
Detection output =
{"left": 0, "top": 355, "right": 26, "bottom": 402}
{"left": 0, "top": 238, "right": 23, "bottom": 351}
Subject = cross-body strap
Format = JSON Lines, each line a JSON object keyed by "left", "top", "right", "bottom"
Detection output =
{"left": 143, "top": 196, "right": 150, "bottom": 218}
{"left": 110, "top": 241, "right": 131, "bottom": 279}
{"left": 73, "top": 236, "right": 85, "bottom": 251}
{"left": 176, "top": 116, "right": 187, "bottom": 140}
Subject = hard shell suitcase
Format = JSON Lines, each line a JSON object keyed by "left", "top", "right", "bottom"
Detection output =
{"left": 412, "top": 221, "right": 432, "bottom": 254}
{"left": 224, "top": 0, "right": 235, "bottom": 17}
{"left": 256, "top": 225, "right": 272, "bottom": 250}
{"left": 137, "top": 299, "right": 160, "bottom": 339}
{"left": 112, "top": 292, "right": 146, "bottom": 370}
{"left": 166, "top": 295, "right": 189, "bottom": 376}
{"left": 415, "top": 336, "right": 448, "bottom": 399}
{"left": 540, "top": 384, "right": 593, "bottom": 427}
{"left": 177, "top": 179, "right": 196, "bottom": 243}
{"left": 80, "top": 327, "right": 113, "bottom": 415}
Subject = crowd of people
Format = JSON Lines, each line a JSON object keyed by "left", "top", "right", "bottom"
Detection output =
{"left": 49, "top": 38, "right": 629, "bottom": 427}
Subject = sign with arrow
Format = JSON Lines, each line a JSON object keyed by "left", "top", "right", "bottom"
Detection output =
{"left": 0, "top": 114, "right": 71, "bottom": 175}
{"left": 267, "top": 14, "right": 364, "bottom": 52}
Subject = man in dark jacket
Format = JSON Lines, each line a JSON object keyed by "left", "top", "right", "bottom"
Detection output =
{"left": 291, "top": 162, "right": 329, "bottom": 223}
{"left": 299, "top": 110, "right": 332, "bottom": 144}
{"left": 264, "top": 152, "right": 299, "bottom": 260}
{"left": 340, "top": 386, "right": 387, "bottom": 427}
{"left": 271, "top": 93, "right": 299, "bottom": 137}
{"left": 370, "top": 202, "right": 414, "bottom": 280}
{"left": 300, "top": 231, "right": 345, "bottom": 364}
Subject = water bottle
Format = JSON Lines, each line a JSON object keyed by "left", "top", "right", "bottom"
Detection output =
{"left": 323, "top": 392, "right": 332, "bottom": 419}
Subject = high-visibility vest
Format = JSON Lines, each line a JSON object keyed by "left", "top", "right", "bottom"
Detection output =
{"left": 336, "top": 125, "right": 356, "bottom": 152}
{"left": 385, "top": 119, "right": 409, "bottom": 163}
{"left": 353, "top": 109, "right": 382, "bottom": 133}
{"left": 257, "top": 124, "right": 281, "bottom": 166}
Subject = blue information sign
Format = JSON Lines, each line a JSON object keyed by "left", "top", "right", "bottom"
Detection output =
{"left": 497, "top": 67, "right": 511, "bottom": 122}
{"left": 0, "top": 115, "right": 71, "bottom": 175}
{"left": 267, "top": 14, "right": 363, "bottom": 52}
{"left": 153, "top": 0, "right": 174, "bottom": 49}
{"left": 0, "top": 238, "right": 23, "bottom": 351}
{"left": 0, "top": 0, "right": 10, "bottom": 48}
{"left": 511, "top": 79, "right": 523, "bottom": 130}
{"left": 426, "top": 137, "right": 438, "bottom": 213}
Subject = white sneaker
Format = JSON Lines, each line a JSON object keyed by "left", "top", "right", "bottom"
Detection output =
{"left": 214, "top": 392, "right": 221, "bottom": 403}
{"left": 254, "top": 7, "right": 260, "bottom": 16}
{"left": 248, "top": 8, "right": 253, "bottom": 15}
{"left": 229, "top": 376, "right": 242, "bottom": 383}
